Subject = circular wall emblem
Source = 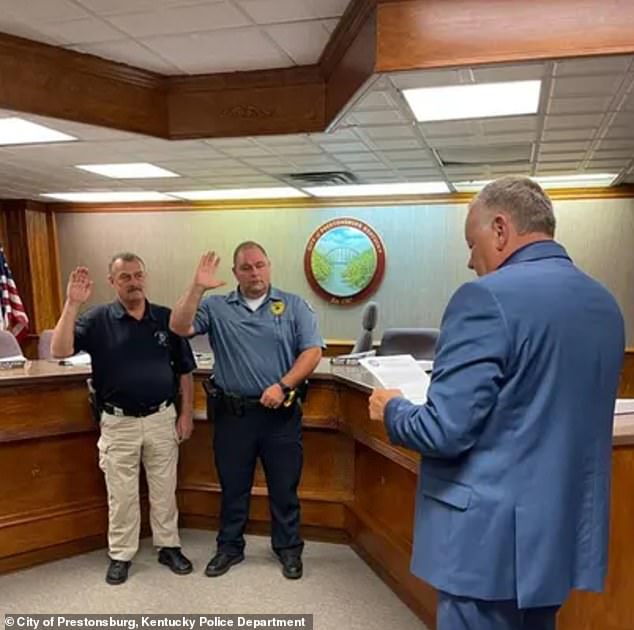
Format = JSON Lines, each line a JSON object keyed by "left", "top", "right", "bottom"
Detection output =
{"left": 304, "top": 218, "right": 386, "bottom": 305}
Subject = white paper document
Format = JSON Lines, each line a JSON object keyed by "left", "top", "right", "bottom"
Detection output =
{"left": 57, "top": 352, "right": 91, "bottom": 366}
{"left": 360, "top": 354, "right": 430, "bottom": 404}
{"left": 615, "top": 399, "right": 634, "bottom": 415}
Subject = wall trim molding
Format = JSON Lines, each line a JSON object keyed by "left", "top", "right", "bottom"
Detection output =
{"left": 46, "top": 186, "right": 634, "bottom": 214}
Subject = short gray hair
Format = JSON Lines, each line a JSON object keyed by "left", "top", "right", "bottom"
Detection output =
{"left": 109, "top": 252, "right": 145, "bottom": 273}
{"left": 473, "top": 177, "right": 556, "bottom": 236}
{"left": 233, "top": 241, "right": 268, "bottom": 265}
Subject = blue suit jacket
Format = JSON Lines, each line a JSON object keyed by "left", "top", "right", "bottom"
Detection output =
{"left": 385, "top": 241, "right": 625, "bottom": 607}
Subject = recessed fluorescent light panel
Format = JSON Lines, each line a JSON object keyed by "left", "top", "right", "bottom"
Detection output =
{"left": 404, "top": 80, "right": 542, "bottom": 122}
{"left": 534, "top": 173, "right": 618, "bottom": 188}
{"left": 76, "top": 163, "right": 179, "bottom": 179}
{"left": 0, "top": 117, "right": 76, "bottom": 145}
{"left": 42, "top": 192, "right": 174, "bottom": 203}
{"left": 170, "top": 187, "right": 307, "bottom": 200}
{"left": 453, "top": 173, "right": 618, "bottom": 193}
{"left": 304, "top": 182, "right": 450, "bottom": 197}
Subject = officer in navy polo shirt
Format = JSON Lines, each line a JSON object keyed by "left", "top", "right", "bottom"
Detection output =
{"left": 170, "top": 241, "right": 323, "bottom": 580}
{"left": 51, "top": 252, "right": 195, "bottom": 585}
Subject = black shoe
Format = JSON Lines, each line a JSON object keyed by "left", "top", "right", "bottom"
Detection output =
{"left": 278, "top": 552, "right": 303, "bottom": 580}
{"left": 204, "top": 551, "right": 244, "bottom": 577}
{"left": 158, "top": 547, "right": 193, "bottom": 575}
{"left": 106, "top": 559, "right": 130, "bottom": 585}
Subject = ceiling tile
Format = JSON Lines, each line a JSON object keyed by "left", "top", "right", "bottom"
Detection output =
{"left": 24, "top": 17, "right": 124, "bottom": 45}
{"left": 0, "top": 17, "right": 64, "bottom": 44}
{"left": 370, "top": 139, "right": 423, "bottom": 150}
{"left": 541, "top": 128, "right": 598, "bottom": 142}
{"left": 471, "top": 63, "right": 545, "bottom": 82}
{"left": 74, "top": 0, "right": 189, "bottom": 16}
{"left": 5, "top": 0, "right": 90, "bottom": 21}
{"left": 481, "top": 116, "right": 538, "bottom": 134}
{"left": 348, "top": 110, "right": 407, "bottom": 125}
{"left": 70, "top": 40, "right": 181, "bottom": 73}
{"left": 547, "top": 96, "right": 614, "bottom": 115}
{"left": 320, "top": 141, "right": 369, "bottom": 154}
{"left": 264, "top": 20, "right": 331, "bottom": 65}
{"left": 355, "top": 91, "right": 397, "bottom": 111}
{"left": 237, "top": 0, "right": 348, "bottom": 24}
{"left": 273, "top": 144, "right": 324, "bottom": 156}
{"left": 554, "top": 55, "right": 634, "bottom": 76}
{"left": 106, "top": 3, "right": 250, "bottom": 38}
{"left": 540, "top": 140, "right": 591, "bottom": 153}
{"left": 552, "top": 75, "right": 625, "bottom": 97}
{"left": 363, "top": 126, "right": 418, "bottom": 140}
{"left": 140, "top": 28, "right": 293, "bottom": 74}
{"left": 389, "top": 69, "right": 463, "bottom": 90}
{"left": 544, "top": 114, "right": 603, "bottom": 130}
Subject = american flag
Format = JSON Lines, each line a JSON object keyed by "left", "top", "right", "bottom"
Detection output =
{"left": 0, "top": 246, "right": 29, "bottom": 341}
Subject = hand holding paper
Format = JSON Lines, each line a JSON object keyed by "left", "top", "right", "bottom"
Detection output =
{"left": 369, "top": 388, "right": 403, "bottom": 421}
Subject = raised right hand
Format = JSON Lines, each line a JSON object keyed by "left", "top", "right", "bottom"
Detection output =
{"left": 67, "top": 267, "right": 93, "bottom": 305}
{"left": 194, "top": 252, "right": 226, "bottom": 291}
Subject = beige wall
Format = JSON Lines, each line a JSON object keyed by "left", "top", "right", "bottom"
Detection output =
{"left": 56, "top": 198, "right": 634, "bottom": 343}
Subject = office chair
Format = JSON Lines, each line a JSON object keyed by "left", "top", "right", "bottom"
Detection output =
{"left": 377, "top": 327, "right": 440, "bottom": 360}
{"left": 0, "top": 330, "right": 22, "bottom": 358}
{"left": 351, "top": 301, "right": 379, "bottom": 354}
{"left": 38, "top": 329, "right": 54, "bottom": 359}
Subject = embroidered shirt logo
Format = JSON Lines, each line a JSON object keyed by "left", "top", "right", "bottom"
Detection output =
{"left": 154, "top": 330, "right": 169, "bottom": 347}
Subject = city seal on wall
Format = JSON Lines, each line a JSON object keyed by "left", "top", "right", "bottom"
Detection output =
{"left": 304, "top": 218, "right": 386, "bottom": 305}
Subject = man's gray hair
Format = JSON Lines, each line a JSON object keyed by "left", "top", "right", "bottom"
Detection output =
{"left": 473, "top": 176, "right": 556, "bottom": 236}
{"left": 109, "top": 252, "right": 145, "bottom": 273}
{"left": 233, "top": 241, "right": 268, "bottom": 265}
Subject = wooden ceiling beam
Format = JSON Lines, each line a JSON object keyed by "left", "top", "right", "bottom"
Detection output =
{"left": 1, "top": 1, "right": 634, "bottom": 140}
{"left": 376, "top": 0, "right": 634, "bottom": 72}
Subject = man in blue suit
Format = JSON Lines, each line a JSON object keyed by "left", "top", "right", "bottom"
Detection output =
{"left": 369, "top": 177, "right": 625, "bottom": 630}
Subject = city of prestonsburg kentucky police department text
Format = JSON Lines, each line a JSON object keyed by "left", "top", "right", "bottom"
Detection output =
{"left": 14, "top": 617, "right": 307, "bottom": 629}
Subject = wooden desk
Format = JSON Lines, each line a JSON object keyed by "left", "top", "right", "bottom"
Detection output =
{"left": 1, "top": 361, "right": 632, "bottom": 630}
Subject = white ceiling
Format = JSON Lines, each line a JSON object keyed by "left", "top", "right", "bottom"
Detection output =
{"left": 1, "top": 54, "right": 634, "bottom": 200}
{"left": 0, "top": 0, "right": 348, "bottom": 74}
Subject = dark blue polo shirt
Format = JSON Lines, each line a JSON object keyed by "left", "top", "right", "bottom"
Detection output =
{"left": 74, "top": 300, "right": 195, "bottom": 410}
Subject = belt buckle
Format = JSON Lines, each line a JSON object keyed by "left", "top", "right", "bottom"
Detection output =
{"left": 113, "top": 406, "right": 125, "bottom": 418}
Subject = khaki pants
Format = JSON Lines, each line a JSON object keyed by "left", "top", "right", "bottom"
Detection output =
{"left": 97, "top": 405, "right": 181, "bottom": 561}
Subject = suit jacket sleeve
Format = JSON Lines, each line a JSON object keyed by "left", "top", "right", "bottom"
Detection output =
{"left": 384, "top": 281, "right": 510, "bottom": 458}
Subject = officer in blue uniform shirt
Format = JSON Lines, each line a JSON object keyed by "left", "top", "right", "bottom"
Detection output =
{"left": 170, "top": 241, "right": 323, "bottom": 580}
{"left": 369, "top": 177, "right": 625, "bottom": 630}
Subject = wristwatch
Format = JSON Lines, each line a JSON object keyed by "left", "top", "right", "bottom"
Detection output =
{"left": 278, "top": 381, "right": 293, "bottom": 397}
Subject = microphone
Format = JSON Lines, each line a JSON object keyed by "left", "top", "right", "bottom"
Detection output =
{"left": 362, "top": 301, "right": 378, "bottom": 332}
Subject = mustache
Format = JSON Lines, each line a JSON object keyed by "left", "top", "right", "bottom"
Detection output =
{"left": 127, "top": 286, "right": 143, "bottom": 292}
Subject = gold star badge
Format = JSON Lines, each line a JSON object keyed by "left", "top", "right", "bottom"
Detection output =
{"left": 270, "top": 301, "right": 285, "bottom": 316}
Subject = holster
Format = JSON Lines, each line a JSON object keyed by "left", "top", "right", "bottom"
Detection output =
{"left": 86, "top": 378, "right": 101, "bottom": 423}
{"left": 203, "top": 378, "right": 225, "bottom": 421}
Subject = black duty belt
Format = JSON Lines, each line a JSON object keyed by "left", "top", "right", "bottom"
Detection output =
{"left": 101, "top": 399, "right": 173, "bottom": 418}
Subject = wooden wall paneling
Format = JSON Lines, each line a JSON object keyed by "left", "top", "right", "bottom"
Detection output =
{"left": 618, "top": 350, "right": 634, "bottom": 398}
{"left": 25, "top": 206, "right": 62, "bottom": 330}
{"left": 376, "top": 0, "right": 634, "bottom": 72}
{"left": 0, "top": 202, "right": 7, "bottom": 251}
{"left": 47, "top": 212, "right": 64, "bottom": 325}
{"left": 178, "top": 422, "right": 354, "bottom": 505}
{"left": 0, "top": 32, "right": 165, "bottom": 137}
{"left": 1, "top": 201, "right": 63, "bottom": 335}
{"left": 2, "top": 202, "right": 32, "bottom": 323}
{"left": 0, "top": 381, "right": 93, "bottom": 443}
{"left": 0, "top": 434, "right": 104, "bottom": 522}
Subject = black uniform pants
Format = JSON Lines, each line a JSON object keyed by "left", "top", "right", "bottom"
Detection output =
{"left": 212, "top": 400, "right": 304, "bottom": 557}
